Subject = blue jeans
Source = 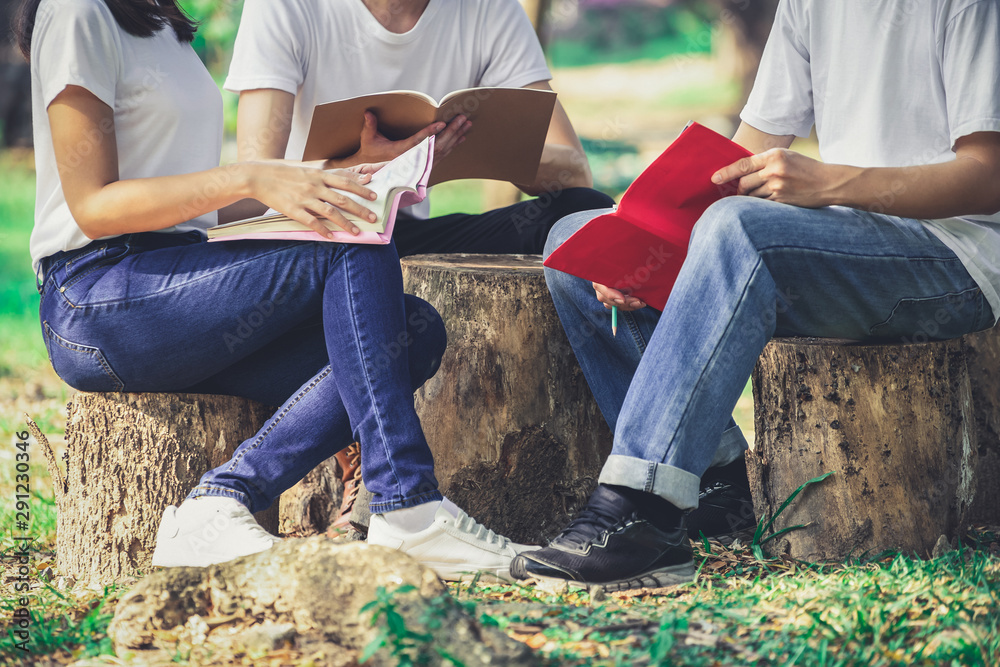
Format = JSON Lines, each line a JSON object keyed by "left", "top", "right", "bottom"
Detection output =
{"left": 544, "top": 198, "right": 996, "bottom": 510}
{"left": 38, "top": 232, "right": 447, "bottom": 514}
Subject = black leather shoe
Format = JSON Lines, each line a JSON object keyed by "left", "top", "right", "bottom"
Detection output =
{"left": 687, "top": 455, "right": 756, "bottom": 539}
{"left": 510, "top": 485, "right": 695, "bottom": 592}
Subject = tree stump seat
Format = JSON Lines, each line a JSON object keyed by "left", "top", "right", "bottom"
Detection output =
{"left": 401, "top": 254, "right": 613, "bottom": 545}
{"left": 41, "top": 390, "right": 347, "bottom": 586}
{"left": 40, "top": 392, "right": 285, "bottom": 585}
{"left": 749, "top": 326, "right": 1000, "bottom": 561}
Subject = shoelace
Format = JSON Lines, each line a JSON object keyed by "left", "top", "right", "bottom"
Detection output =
{"left": 699, "top": 481, "right": 729, "bottom": 496}
{"left": 453, "top": 509, "right": 509, "bottom": 548}
{"left": 346, "top": 444, "right": 361, "bottom": 473}
{"left": 338, "top": 444, "right": 363, "bottom": 519}
{"left": 554, "top": 503, "right": 631, "bottom": 550}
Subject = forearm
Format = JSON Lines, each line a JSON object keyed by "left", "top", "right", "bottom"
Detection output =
{"left": 830, "top": 158, "right": 1000, "bottom": 219}
{"left": 74, "top": 164, "right": 253, "bottom": 238}
{"left": 519, "top": 143, "right": 592, "bottom": 196}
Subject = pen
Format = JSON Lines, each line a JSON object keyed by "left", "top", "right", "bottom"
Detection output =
{"left": 612, "top": 305, "right": 618, "bottom": 337}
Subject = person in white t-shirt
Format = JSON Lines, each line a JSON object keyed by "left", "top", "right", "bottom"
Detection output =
{"left": 512, "top": 0, "right": 1000, "bottom": 591}
{"left": 19, "top": 0, "right": 538, "bottom": 579}
{"left": 225, "top": 0, "right": 614, "bottom": 256}
{"left": 225, "top": 0, "right": 617, "bottom": 534}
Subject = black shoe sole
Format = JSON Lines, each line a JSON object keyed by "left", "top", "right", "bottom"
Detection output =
{"left": 531, "top": 560, "right": 697, "bottom": 593}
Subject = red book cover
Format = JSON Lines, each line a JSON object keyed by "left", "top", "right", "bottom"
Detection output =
{"left": 543, "top": 122, "right": 753, "bottom": 311}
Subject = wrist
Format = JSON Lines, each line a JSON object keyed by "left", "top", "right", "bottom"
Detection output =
{"left": 825, "top": 164, "right": 864, "bottom": 207}
{"left": 235, "top": 162, "right": 261, "bottom": 200}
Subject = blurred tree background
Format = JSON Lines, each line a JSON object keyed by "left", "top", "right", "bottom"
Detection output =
{"left": 0, "top": 0, "right": 777, "bottom": 149}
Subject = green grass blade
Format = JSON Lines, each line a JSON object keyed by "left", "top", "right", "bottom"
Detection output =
{"left": 761, "top": 471, "right": 835, "bottom": 537}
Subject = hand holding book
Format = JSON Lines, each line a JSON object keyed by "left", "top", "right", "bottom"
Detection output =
{"left": 329, "top": 111, "right": 469, "bottom": 169}
{"left": 210, "top": 137, "right": 434, "bottom": 245}
{"left": 543, "top": 123, "right": 753, "bottom": 311}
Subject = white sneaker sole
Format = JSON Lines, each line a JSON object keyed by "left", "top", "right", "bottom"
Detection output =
{"left": 151, "top": 537, "right": 279, "bottom": 568}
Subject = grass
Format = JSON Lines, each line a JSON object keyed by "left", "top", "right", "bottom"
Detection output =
{"left": 0, "top": 583, "right": 120, "bottom": 663}
{"left": 435, "top": 540, "right": 1000, "bottom": 666}
{"left": 0, "top": 151, "right": 46, "bottom": 380}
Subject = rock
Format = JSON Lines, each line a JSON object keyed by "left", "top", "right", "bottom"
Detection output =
{"left": 108, "top": 538, "right": 537, "bottom": 666}
{"left": 932, "top": 534, "right": 956, "bottom": 559}
{"left": 228, "top": 621, "right": 296, "bottom": 655}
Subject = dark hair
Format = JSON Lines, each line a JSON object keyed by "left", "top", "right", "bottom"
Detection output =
{"left": 13, "top": 0, "right": 197, "bottom": 60}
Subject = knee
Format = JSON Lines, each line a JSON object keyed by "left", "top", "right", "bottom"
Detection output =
{"left": 690, "top": 196, "right": 779, "bottom": 253}
{"left": 543, "top": 207, "right": 614, "bottom": 259}
{"left": 403, "top": 295, "right": 447, "bottom": 381}
{"left": 332, "top": 239, "right": 400, "bottom": 268}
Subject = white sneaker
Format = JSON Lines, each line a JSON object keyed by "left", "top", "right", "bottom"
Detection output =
{"left": 367, "top": 504, "right": 538, "bottom": 582}
{"left": 151, "top": 496, "right": 280, "bottom": 568}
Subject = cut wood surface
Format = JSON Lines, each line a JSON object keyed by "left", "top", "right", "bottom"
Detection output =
{"left": 750, "top": 337, "right": 978, "bottom": 560}
{"left": 401, "top": 253, "right": 613, "bottom": 544}
{"left": 50, "top": 392, "right": 278, "bottom": 584}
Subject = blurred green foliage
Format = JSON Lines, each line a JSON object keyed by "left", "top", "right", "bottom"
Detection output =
{"left": 178, "top": 0, "right": 244, "bottom": 77}
{"left": 550, "top": 6, "right": 712, "bottom": 68}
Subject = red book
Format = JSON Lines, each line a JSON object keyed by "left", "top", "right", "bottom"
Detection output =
{"left": 543, "top": 122, "right": 753, "bottom": 311}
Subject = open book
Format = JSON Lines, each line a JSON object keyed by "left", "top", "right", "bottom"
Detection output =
{"left": 543, "top": 123, "right": 753, "bottom": 311}
{"left": 301, "top": 87, "right": 556, "bottom": 186}
{"left": 208, "top": 137, "right": 434, "bottom": 245}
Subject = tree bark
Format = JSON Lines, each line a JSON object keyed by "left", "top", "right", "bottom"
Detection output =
{"left": 51, "top": 392, "right": 279, "bottom": 584}
{"left": 401, "top": 254, "right": 613, "bottom": 544}
{"left": 278, "top": 455, "right": 343, "bottom": 537}
{"left": 965, "top": 325, "right": 1000, "bottom": 525}
{"left": 749, "top": 337, "right": 977, "bottom": 561}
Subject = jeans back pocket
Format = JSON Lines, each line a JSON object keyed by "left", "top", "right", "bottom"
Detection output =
{"left": 57, "top": 242, "right": 132, "bottom": 307}
{"left": 43, "top": 321, "right": 125, "bottom": 392}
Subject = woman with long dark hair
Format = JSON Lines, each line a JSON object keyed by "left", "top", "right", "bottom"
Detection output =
{"left": 17, "top": 0, "right": 534, "bottom": 579}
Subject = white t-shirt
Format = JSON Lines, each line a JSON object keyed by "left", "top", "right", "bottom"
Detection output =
{"left": 224, "top": 0, "right": 552, "bottom": 217}
{"left": 742, "top": 0, "right": 1000, "bottom": 322}
{"left": 29, "top": 0, "right": 223, "bottom": 271}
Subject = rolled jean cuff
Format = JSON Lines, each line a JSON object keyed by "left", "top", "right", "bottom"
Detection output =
{"left": 710, "top": 424, "right": 749, "bottom": 468}
{"left": 369, "top": 489, "right": 444, "bottom": 515}
{"left": 598, "top": 454, "right": 700, "bottom": 511}
{"left": 187, "top": 485, "right": 254, "bottom": 511}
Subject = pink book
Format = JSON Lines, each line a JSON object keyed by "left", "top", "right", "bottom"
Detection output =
{"left": 207, "top": 136, "right": 434, "bottom": 245}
